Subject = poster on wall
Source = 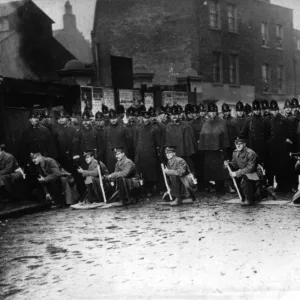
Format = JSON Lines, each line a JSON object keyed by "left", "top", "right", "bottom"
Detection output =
{"left": 174, "top": 91, "right": 188, "bottom": 107}
{"left": 119, "top": 89, "right": 134, "bottom": 110}
{"left": 133, "top": 89, "right": 142, "bottom": 106}
{"left": 81, "top": 86, "right": 93, "bottom": 113}
{"left": 92, "top": 87, "right": 103, "bottom": 115}
{"left": 103, "top": 88, "right": 115, "bottom": 110}
{"left": 162, "top": 91, "right": 174, "bottom": 106}
{"left": 144, "top": 93, "right": 154, "bottom": 110}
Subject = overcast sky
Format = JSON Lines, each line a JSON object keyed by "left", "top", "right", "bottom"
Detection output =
{"left": 0, "top": 0, "right": 299, "bottom": 41}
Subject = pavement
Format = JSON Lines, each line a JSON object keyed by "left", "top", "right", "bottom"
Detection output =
{"left": 1, "top": 192, "right": 300, "bottom": 299}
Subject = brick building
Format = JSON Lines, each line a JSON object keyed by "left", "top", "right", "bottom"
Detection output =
{"left": 54, "top": 1, "right": 92, "bottom": 63}
{"left": 92, "top": 0, "right": 297, "bottom": 106}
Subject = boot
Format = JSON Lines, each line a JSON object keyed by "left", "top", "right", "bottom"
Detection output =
{"left": 169, "top": 198, "right": 182, "bottom": 206}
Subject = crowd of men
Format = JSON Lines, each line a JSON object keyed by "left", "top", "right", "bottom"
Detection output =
{"left": 1, "top": 97, "right": 300, "bottom": 207}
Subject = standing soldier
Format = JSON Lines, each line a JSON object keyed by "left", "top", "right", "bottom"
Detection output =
{"left": 198, "top": 102, "right": 231, "bottom": 194}
{"left": 241, "top": 100, "right": 270, "bottom": 177}
{"left": 104, "top": 108, "right": 132, "bottom": 173}
{"left": 162, "top": 105, "right": 197, "bottom": 173}
{"left": 94, "top": 111, "right": 106, "bottom": 163}
{"left": 134, "top": 109, "right": 160, "bottom": 196}
{"left": 267, "top": 100, "right": 293, "bottom": 192}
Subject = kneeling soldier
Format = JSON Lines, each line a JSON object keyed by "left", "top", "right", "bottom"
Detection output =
{"left": 77, "top": 150, "right": 109, "bottom": 204}
{"left": 31, "top": 152, "right": 79, "bottom": 207}
{"left": 163, "top": 146, "right": 197, "bottom": 206}
{"left": 224, "top": 137, "right": 261, "bottom": 206}
{"left": 107, "top": 147, "right": 141, "bottom": 206}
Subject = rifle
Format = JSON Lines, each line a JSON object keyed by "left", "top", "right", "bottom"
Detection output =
{"left": 220, "top": 150, "right": 243, "bottom": 201}
{"left": 161, "top": 163, "right": 173, "bottom": 201}
{"left": 94, "top": 150, "right": 107, "bottom": 203}
{"left": 290, "top": 152, "right": 300, "bottom": 159}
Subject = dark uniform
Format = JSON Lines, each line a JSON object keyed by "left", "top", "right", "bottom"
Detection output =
{"left": 126, "top": 106, "right": 139, "bottom": 160}
{"left": 94, "top": 111, "right": 106, "bottom": 162}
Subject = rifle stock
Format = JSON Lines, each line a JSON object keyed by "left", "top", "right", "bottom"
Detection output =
{"left": 161, "top": 163, "right": 172, "bottom": 201}
{"left": 97, "top": 162, "right": 107, "bottom": 203}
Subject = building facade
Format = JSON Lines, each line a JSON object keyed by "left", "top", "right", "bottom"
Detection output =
{"left": 92, "top": 0, "right": 297, "bottom": 106}
{"left": 54, "top": 1, "right": 92, "bottom": 63}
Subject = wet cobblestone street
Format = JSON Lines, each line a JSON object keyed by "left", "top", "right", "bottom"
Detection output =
{"left": 1, "top": 195, "right": 300, "bottom": 299}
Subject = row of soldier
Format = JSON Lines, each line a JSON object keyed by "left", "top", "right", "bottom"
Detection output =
{"left": 3, "top": 97, "right": 300, "bottom": 206}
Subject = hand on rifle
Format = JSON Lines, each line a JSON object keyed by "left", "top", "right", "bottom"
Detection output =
{"left": 38, "top": 175, "right": 45, "bottom": 182}
{"left": 224, "top": 160, "right": 229, "bottom": 169}
{"left": 229, "top": 171, "right": 237, "bottom": 178}
{"left": 77, "top": 167, "right": 83, "bottom": 174}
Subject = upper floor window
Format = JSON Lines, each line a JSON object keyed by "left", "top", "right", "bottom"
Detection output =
{"left": 297, "top": 39, "right": 300, "bottom": 51}
{"left": 209, "top": 0, "right": 221, "bottom": 29}
{"left": 262, "top": 63, "right": 271, "bottom": 92}
{"left": 0, "top": 19, "right": 9, "bottom": 32}
{"left": 212, "top": 52, "right": 223, "bottom": 83}
{"left": 261, "top": 22, "right": 269, "bottom": 47}
{"left": 227, "top": 4, "right": 238, "bottom": 32}
{"left": 276, "top": 25, "right": 284, "bottom": 49}
{"left": 277, "top": 65, "right": 285, "bottom": 93}
{"left": 229, "top": 54, "right": 239, "bottom": 85}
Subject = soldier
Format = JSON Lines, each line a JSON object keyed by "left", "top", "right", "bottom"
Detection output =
{"left": 19, "top": 109, "right": 54, "bottom": 166}
{"left": 161, "top": 104, "right": 197, "bottom": 173}
{"left": 198, "top": 102, "right": 231, "bottom": 194}
{"left": 0, "top": 144, "right": 25, "bottom": 201}
{"left": 267, "top": 100, "right": 293, "bottom": 192}
{"left": 134, "top": 109, "right": 160, "bottom": 196}
{"left": 106, "top": 147, "right": 141, "bottom": 206}
{"left": 104, "top": 108, "right": 132, "bottom": 173}
{"left": 77, "top": 150, "right": 110, "bottom": 204}
{"left": 31, "top": 151, "right": 79, "bottom": 207}
{"left": 224, "top": 137, "right": 261, "bottom": 206}
{"left": 241, "top": 100, "right": 269, "bottom": 169}
{"left": 94, "top": 111, "right": 106, "bottom": 162}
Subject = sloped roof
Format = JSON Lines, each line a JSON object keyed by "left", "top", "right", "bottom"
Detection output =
{"left": 0, "top": 0, "right": 25, "bottom": 18}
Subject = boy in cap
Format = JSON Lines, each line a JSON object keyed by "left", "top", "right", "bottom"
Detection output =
{"left": 31, "top": 151, "right": 79, "bottom": 207}
{"left": 161, "top": 146, "right": 197, "bottom": 206}
{"left": 224, "top": 137, "right": 261, "bottom": 206}
{"left": 77, "top": 149, "right": 109, "bottom": 204}
{"left": 106, "top": 147, "right": 141, "bottom": 205}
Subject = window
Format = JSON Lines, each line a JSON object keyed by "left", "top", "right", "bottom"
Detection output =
{"left": 229, "top": 54, "right": 239, "bottom": 85}
{"left": 276, "top": 25, "right": 284, "bottom": 49}
{"left": 297, "top": 39, "right": 300, "bottom": 51}
{"left": 0, "top": 19, "right": 9, "bottom": 32}
{"left": 228, "top": 4, "right": 238, "bottom": 32}
{"left": 261, "top": 23, "right": 269, "bottom": 46}
{"left": 212, "top": 52, "right": 223, "bottom": 83}
{"left": 209, "top": 0, "right": 221, "bottom": 29}
{"left": 277, "top": 65, "right": 285, "bottom": 93}
{"left": 262, "top": 64, "right": 271, "bottom": 92}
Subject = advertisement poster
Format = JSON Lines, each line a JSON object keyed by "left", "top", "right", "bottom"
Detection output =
{"left": 119, "top": 89, "right": 134, "bottom": 110}
{"left": 162, "top": 91, "right": 174, "bottom": 106}
{"left": 92, "top": 87, "right": 103, "bottom": 115}
{"left": 174, "top": 91, "right": 188, "bottom": 107}
{"left": 81, "top": 86, "right": 93, "bottom": 113}
{"left": 103, "top": 88, "right": 115, "bottom": 110}
{"left": 144, "top": 93, "right": 154, "bottom": 110}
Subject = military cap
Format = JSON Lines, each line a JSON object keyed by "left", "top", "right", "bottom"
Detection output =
{"left": 126, "top": 106, "right": 136, "bottom": 117}
{"left": 222, "top": 103, "right": 231, "bottom": 113}
{"left": 29, "top": 109, "right": 42, "bottom": 119}
{"left": 199, "top": 103, "right": 206, "bottom": 112}
{"left": 291, "top": 98, "right": 299, "bottom": 108}
{"left": 83, "top": 149, "right": 95, "bottom": 157}
{"left": 109, "top": 109, "right": 117, "bottom": 119}
{"left": 116, "top": 105, "right": 125, "bottom": 115}
{"left": 112, "top": 147, "right": 125, "bottom": 154}
{"left": 95, "top": 111, "right": 104, "bottom": 120}
{"left": 245, "top": 103, "right": 252, "bottom": 114}
{"left": 236, "top": 101, "right": 244, "bottom": 112}
{"left": 252, "top": 100, "right": 261, "bottom": 110}
{"left": 185, "top": 104, "right": 193, "bottom": 114}
{"left": 284, "top": 99, "right": 292, "bottom": 109}
{"left": 207, "top": 102, "right": 218, "bottom": 112}
{"left": 261, "top": 99, "right": 269, "bottom": 110}
{"left": 270, "top": 100, "right": 279, "bottom": 111}
{"left": 234, "top": 137, "right": 246, "bottom": 144}
{"left": 102, "top": 104, "right": 109, "bottom": 114}
{"left": 148, "top": 106, "right": 156, "bottom": 117}
{"left": 164, "top": 145, "right": 177, "bottom": 153}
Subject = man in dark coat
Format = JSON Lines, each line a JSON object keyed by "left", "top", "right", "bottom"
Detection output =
{"left": 161, "top": 105, "right": 197, "bottom": 173}
{"left": 126, "top": 106, "right": 139, "bottom": 160}
{"left": 241, "top": 100, "right": 269, "bottom": 167}
{"left": 198, "top": 102, "right": 230, "bottom": 194}
{"left": 19, "top": 109, "right": 54, "bottom": 165}
{"left": 104, "top": 109, "right": 132, "bottom": 173}
{"left": 77, "top": 150, "right": 109, "bottom": 204}
{"left": 94, "top": 111, "right": 106, "bottom": 163}
{"left": 267, "top": 100, "right": 293, "bottom": 192}
{"left": 31, "top": 152, "right": 79, "bottom": 207}
{"left": 134, "top": 109, "right": 160, "bottom": 196}
{"left": 107, "top": 147, "right": 141, "bottom": 205}
{"left": 162, "top": 146, "right": 197, "bottom": 206}
{"left": 244, "top": 103, "right": 252, "bottom": 118}
{"left": 0, "top": 144, "right": 25, "bottom": 201}
{"left": 224, "top": 137, "right": 261, "bottom": 206}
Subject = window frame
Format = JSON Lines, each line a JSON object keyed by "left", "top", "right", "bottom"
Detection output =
{"left": 229, "top": 54, "right": 239, "bottom": 85}
{"left": 277, "top": 65, "right": 285, "bottom": 94}
{"left": 275, "top": 24, "right": 284, "bottom": 49}
{"left": 212, "top": 52, "right": 223, "bottom": 84}
{"left": 209, "top": 0, "right": 221, "bottom": 30}
{"left": 227, "top": 4, "right": 238, "bottom": 33}
{"left": 261, "top": 22, "right": 269, "bottom": 47}
{"left": 262, "top": 63, "right": 271, "bottom": 93}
